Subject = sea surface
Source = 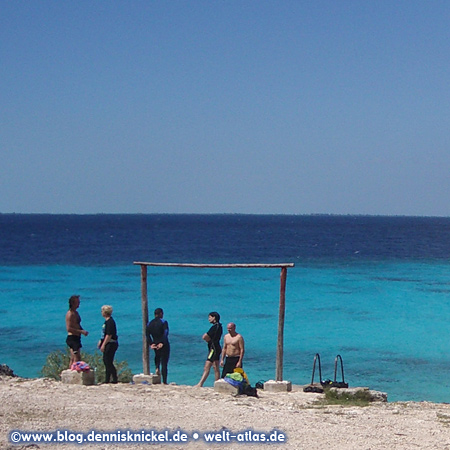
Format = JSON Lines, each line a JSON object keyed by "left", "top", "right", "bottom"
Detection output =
{"left": 1, "top": 214, "right": 450, "bottom": 402}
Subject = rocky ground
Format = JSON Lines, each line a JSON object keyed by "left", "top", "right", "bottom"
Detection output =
{"left": 2, "top": 374, "right": 450, "bottom": 449}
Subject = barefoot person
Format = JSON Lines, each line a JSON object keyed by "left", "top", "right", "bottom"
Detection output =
{"left": 220, "top": 322, "right": 245, "bottom": 377}
{"left": 65, "top": 295, "right": 89, "bottom": 367}
{"left": 146, "top": 308, "right": 170, "bottom": 384}
{"left": 98, "top": 305, "right": 119, "bottom": 384}
{"left": 195, "top": 312, "right": 222, "bottom": 387}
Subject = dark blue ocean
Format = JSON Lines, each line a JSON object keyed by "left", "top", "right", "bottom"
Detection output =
{"left": 1, "top": 214, "right": 450, "bottom": 402}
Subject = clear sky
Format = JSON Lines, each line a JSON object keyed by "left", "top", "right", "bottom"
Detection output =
{"left": 1, "top": 1, "right": 449, "bottom": 216}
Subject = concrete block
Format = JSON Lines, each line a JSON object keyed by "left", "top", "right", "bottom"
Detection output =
{"left": 61, "top": 369, "right": 95, "bottom": 386}
{"left": 132, "top": 373, "right": 161, "bottom": 385}
{"left": 263, "top": 380, "right": 292, "bottom": 392}
{"left": 214, "top": 378, "right": 239, "bottom": 394}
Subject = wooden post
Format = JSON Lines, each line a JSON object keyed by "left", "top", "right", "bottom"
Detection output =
{"left": 140, "top": 264, "right": 150, "bottom": 375}
{"left": 276, "top": 266, "right": 288, "bottom": 381}
{"left": 134, "top": 261, "right": 294, "bottom": 381}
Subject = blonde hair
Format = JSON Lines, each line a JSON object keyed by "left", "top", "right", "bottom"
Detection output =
{"left": 101, "top": 305, "right": 113, "bottom": 317}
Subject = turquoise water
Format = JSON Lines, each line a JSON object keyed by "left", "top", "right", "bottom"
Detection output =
{"left": 2, "top": 260, "right": 450, "bottom": 402}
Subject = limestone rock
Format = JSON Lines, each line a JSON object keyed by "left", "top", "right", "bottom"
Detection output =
{"left": 61, "top": 369, "right": 95, "bottom": 385}
{"left": 329, "top": 386, "right": 388, "bottom": 402}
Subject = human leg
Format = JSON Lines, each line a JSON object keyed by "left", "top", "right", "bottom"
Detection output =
{"left": 195, "top": 360, "right": 213, "bottom": 387}
{"left": 103, "top": 342, "right": 118, "bottom": 383}
{"left": 160, "top": 347, "right": 170, "bottom": 384}
{"left": 212, "top": 360, "right": 220, "bottom": 381}
{"left": 69, "top": 349, "right": 77, "bottom": 366}
{"left": 154, "top": 350, "right": 161, "bottom": 376}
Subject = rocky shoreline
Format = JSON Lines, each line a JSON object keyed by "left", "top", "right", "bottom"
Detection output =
{"left": 2, "top": 371, "right": 450, "bottom": 449}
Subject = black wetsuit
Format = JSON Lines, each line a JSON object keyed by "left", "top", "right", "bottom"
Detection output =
{"left": 206, "top": 322, "right": 222, "bottom": 362}
{"left": 101, "top": 317, "right": 118, "bottom": 383}
{"left": 146, "top": 317, "right": 170, "bottom": 384}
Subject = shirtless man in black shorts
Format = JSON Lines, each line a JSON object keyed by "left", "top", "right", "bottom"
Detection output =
{"left": 65, "top": 295, "right": 89, "bottom": 367}
{"left": 220, "top": 322, "right": 245, "bottom": 377}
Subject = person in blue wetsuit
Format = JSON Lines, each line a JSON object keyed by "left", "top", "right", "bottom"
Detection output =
{"left": 146, "top": 308, "right": 170, "bottom": 384}
{"left": 195, "top": 311, "right": 223, "bottom": 387}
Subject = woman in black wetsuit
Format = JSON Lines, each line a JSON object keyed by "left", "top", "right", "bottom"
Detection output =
{"left": 195, "top": 311, "right": 222, "bottom": 387}
{"left": 98, "top": 305, "right": 119, "bottom": 384}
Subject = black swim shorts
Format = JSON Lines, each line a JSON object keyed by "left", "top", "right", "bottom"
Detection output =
{"left": 66, "top": 335, "right": 82, "bottom": 352}
{"left": 221, "top": 356, "right": 241, "bottom": 378}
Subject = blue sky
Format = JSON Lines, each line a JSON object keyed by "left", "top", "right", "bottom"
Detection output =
{"left": 1, "top": 1, "right": 449, "bottom": 216}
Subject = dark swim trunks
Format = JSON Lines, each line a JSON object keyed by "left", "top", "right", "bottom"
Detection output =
{"left": 66, "top": 335, "right": 82, "bottom": 352}
{"left": 221, "top": 356, "right": 241, "bottom": 378}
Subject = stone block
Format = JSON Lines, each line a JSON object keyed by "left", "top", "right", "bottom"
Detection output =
{"left": 214, "top": 378, "right": 239, "bottom": 394}
{"left": 61, "top": 369, "right": 95, "bottom": 386}
{"left": 263, "top": 380, "right": 292, "bottom": 392}
{"left": 132, "top": 373, "right": 161, "bottom": 385}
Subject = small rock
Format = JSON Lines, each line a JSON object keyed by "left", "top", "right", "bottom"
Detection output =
{"left": 0, "top": 364, "right": 17, "bottom": 377}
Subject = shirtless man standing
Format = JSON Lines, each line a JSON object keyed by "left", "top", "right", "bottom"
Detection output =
{"left": 65, "top": 295, "right": 89, "bottom": 367}
{"left": 220, "top": 322, "right": 245, "bottom": 378}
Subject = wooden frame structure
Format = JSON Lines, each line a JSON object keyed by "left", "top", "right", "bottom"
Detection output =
{"left": 133, "top": 262, "right": 295, "bottom": 381}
